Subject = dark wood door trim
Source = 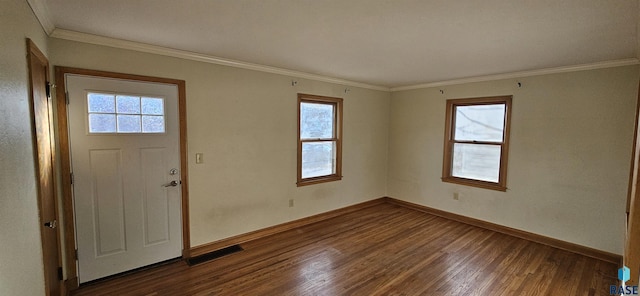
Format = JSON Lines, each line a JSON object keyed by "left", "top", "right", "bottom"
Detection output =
{"left": 27, "top": 38, "right": 62, "bottom": 296}
{"left": 625, "top": 79, "right": 640, "bottom": 285}
{"left": 54, "top": 66, "right": 191, "bottom": 290}
{"left": 627, "top": 80, "right": 640, "bottom": 215}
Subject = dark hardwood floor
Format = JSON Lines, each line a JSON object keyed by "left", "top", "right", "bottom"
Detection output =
{"left": 72, "top": 202, "right": 618, "bottom": 295}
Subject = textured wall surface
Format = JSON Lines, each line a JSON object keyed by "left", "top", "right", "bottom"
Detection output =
{"left": 0, "top": 0, "right": 49, "bottom": 295}
{"left": 388, "top": 66, "right": 639, "bottom": 254}
{"left": 50, "top": 38, "right": 390, "bottom": 247}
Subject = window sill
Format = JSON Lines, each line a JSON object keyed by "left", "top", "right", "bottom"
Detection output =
{"left": 297, "top": 175, "right": 343, "bottom": 187}
{"left": 441, "top": 177, "right": 507, "bottom": 192}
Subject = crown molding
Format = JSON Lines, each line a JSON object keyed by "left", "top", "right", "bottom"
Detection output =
{"left": 390, "top": 58, "right": 640, "bottom": 92}
{"left": 48, "top": 30, "right": 639, "bottom": 93}
{"left": 50, "top": 29, "right": 391, "bottom": 92}
{"left": 26, "top": 0, "right": 54, "bottom": 35}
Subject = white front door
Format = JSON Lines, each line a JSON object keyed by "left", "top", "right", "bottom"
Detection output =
{"left": 66, "top": 74, "right": 183, "bottom": 283}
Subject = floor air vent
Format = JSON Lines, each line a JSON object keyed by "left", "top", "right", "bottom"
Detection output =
{"left": 187, "top": 245, "right": 244, "bottom": 266}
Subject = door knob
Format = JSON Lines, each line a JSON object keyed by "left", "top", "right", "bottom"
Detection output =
{"left": 163, "top": 180, "right": 180, "bottom": 187}
{"left": 44, "top": 220, "right": 57, "bottom": 229}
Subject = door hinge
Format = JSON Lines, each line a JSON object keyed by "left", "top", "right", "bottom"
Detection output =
{"left": 75, "top": 249, "right": 78, "bottom": 261}
{"left": 45, "top": 81, "right": 51, "bottom": 99}
{"left": 57, "top": 266, "right": 63, "bottom": 281}
{"left": 65, "top": 92, "right": 69, "bottom": 105}
{"left": 70, "top": 172, "right": 74, "bottom": 185}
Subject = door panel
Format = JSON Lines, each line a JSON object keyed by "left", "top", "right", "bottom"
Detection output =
{"left": 90, "top": 149, "right": 126, "bottom": 256}
{"left": 140, "top": 147, "right": 171, "bottom": 246}
{"left": 27, "top": 39, "right": 61, "bottom": 296}
{"left": 67, "top": 75, "right": 182, "bottom": 283}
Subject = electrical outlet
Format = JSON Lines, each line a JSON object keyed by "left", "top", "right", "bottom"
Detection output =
{"left": 453, "top": 192, "right": 459, "bottom": 200}
{"left": 289, "top": 199, "right": 294, "bottom": 207}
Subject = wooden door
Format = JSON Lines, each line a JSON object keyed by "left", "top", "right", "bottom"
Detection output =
{"left": 27, "top": 39, "right": 61, "bottom": 295}
{"left": 626, "top": 79, "right": 640, "bottom": 285}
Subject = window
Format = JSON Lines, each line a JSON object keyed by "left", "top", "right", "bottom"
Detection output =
{"left": 442, "top": 96, "right": 512, "bottom": 191}
{"left": 297, "top": 93, "right": 343, "bottom": 186}
{"left": 87, "top": 92, "right": 165, "bottom": 133}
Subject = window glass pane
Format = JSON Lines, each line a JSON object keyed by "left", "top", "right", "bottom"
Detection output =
{"left": 301, "top": 141, "right": 336, "bottom": 178}
{"left": 88, "top": 114, "right": 116, "bottom": 133}
{"left": 142, "top": 115, "right": 165, "bottom": 133}
{"left": 117, "top": 115, "right": 141, "bottom": 132}
{"left": 116, "top": 95, "right": 140, "bottom": 114}
{"left": 88, "top": 93, "right": 115, "bottom": 113}
{"left": 452, "top": 143, "right": 501, "bottom": 183}
{"left": 300, "top": 102, "right": 334, "bottom": 139}
{"left": 141, "top": 97, "right": 164, "bottom": 115}
{"left": 454, "top": 104, "right": 505, "bottom": 142}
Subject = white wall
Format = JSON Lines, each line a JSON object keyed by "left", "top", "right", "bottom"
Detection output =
{"left": 0, "top": 0, "right": 49, "bottom": 295}
{"left": 49, "top": 38, "right": 390, "bottom": 247}
{"left": 388, "top": 66, "right": 639, "bottom": 254}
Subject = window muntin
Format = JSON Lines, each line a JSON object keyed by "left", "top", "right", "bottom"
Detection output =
{"left": 297, "top": 94, "right": 343, "bottom": 186}
{"left": 87, "top": 92, "right": 165, "bottom": 134}
{"left": 442, "top": 96, "right": 512, "bottom": 191}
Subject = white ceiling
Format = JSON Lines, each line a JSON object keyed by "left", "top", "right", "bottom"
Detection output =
{"left": 39, "top": 0, "right": 639, "bottom": 88}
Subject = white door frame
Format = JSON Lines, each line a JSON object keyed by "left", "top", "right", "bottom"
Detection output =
{"left": 55, "top": 67, "right": 191, "bottom": 290}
